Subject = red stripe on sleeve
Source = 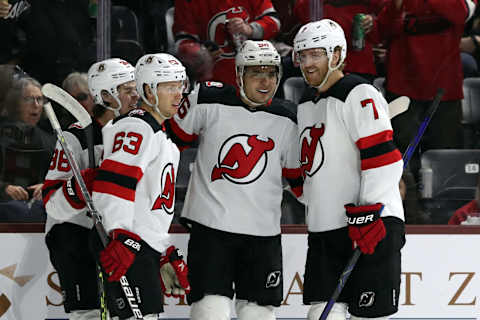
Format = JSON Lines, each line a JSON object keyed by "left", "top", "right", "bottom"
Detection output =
{"left": 100, "top": 159, "right": 143, "bottom": 181}
{"left": 291, "top": 185, "right": 303, "bottom": 198}
{"left": 356, "top": 130, "right": 394, "bottom": 150}
{"left": 94, "top": 180, "right": 136, "bottom": 202}
{"left": 361, "top": 149, "right": 402, "bottom": 170}
{"left": 169, "top": 118, "right": 198, "bottom": 143}
{"left": 282, "top": 167, "right": 303, "bottom": 179}
{"left": 42, "top": 179, "right": 64, "bottom": 206}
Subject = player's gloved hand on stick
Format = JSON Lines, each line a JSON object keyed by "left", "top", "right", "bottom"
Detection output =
{"left": 63, "top": 168, "right": 98, "bottom": 207}
{"left": 100, "top": 229, "right": 142, "bottom": 281}
{"left": 159, "top": 246, "right": 190, "bottom": 298}
{"left": 345, "top": 203, "right": 386, "bottom": 255}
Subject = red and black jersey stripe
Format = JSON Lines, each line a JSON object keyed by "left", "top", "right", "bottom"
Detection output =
{"left": 93, "top": 159, "right": 143, "bottom": 201}
{"left": 356, "top": 130, "right": 402, "bottom": 170}
{"left": 282, "top": 167, "right": 304, "bottom": 198}
{"left": 42, "top": 179, "right": 64, "bottom": 206}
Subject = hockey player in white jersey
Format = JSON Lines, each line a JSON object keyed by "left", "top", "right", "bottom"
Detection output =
{"left": 92, "top": 53, "right": 191, "bottom": 319}
{"left": 166, "top": 40, "right": 303, "bottom": 320}
{"left": 43, "top": 58, "right": 139, "bottom": 320}
{"left": 293, "top": 19, "right": 405, "bottom": 320}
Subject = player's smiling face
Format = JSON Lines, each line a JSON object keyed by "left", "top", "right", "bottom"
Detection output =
{"left": 298, "top": 48, "right": 329, "bottom": 87}
{"left": 242, "top": 65, "right": 278, "bottom": 105}
{"left": 117, "top": 81, "right": 139, "bottom": 115}
{"left": 156, "top": 81, "right": 185, "bottom": 118}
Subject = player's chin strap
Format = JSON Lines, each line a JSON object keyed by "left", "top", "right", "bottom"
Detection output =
{"left": 101, "top": 95, "right": 122, "bottom": 118}
{"left": 144, "top": 91, "right": 171, "bottom": 121}
{"left": 238, "top": 68, "right": 281, "bottom": 108}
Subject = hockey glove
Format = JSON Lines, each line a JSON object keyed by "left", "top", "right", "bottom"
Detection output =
{"left": 159, "top": 246, "right": 190, "bottom": 298}
{"left": 62, "top": 168, "right": 98, "bottom": 208}
{"left": 345, "top": 203, "right": 386, "bottom": 255}
{"left": 100, "top": 229, "right": 142, "bottom": 282}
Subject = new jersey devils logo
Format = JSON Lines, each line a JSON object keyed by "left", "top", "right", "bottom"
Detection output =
{"left": 152, "top": 163, "right": 175, "bottom": 214}
{"left": 300, "top": 123, "right": 325, "bottom": 177}
{"left": 211, "top": 134, "right": 274, "bottom": 184}
{"left": 207, "top": 7, "right": 250, "bottom": 59}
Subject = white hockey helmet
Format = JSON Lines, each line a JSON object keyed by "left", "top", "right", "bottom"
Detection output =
{"left": 135, "top": 53, "right": 187, "bottom": 117}
{"left": 235, "top": 40, "right": 282, "bottom": 107}
{"left": 294, "top": 19, "right": 347, "bottom": 88}
{"left": 88, "top": 58, "right": 135, "bottom": 117}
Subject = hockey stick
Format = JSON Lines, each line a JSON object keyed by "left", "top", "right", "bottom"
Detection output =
{"left": 42, "top": 84, "right": 96, "bottom": 168}
{"left": 43, "top": 99, "right": 144, "bottom": 319}
{"left": 388, "top": 96, "right": 410, "bottom": 119}
{"left": 42, "top": 84, "right": 108, "bottom": 320}
{"left": 318, "top": 88, "right": 443, "bottom": 320}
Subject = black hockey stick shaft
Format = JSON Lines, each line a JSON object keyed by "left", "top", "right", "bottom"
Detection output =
{"left": 44, "top": 103, "right": 144, "bottom": 319}
{"left": 319, "top": 88, "right": 444, "bottom": 320}
{"left": 84, "top": 122, "right": 108, "bottom": 320}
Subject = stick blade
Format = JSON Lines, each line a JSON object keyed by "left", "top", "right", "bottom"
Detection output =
{"left": 388, "top": 96, "right": 410, "bottom": 119}
{"left": 42, "top": 83, "right": 92, "bottom": 128}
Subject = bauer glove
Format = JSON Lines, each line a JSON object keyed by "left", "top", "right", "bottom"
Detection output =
{"left": 345, "top": 203, "right": 386, "bottom": 255}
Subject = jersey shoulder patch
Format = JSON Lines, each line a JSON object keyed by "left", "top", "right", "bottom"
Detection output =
{"left": 113, "top": 109, "right": 162, "bottom": 133}
{"left": 197, "top": 82, "right": 241, "bottom": 106}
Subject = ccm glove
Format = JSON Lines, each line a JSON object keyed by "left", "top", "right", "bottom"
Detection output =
{"left": 159, "top": 246, "right": 190, "bottom": 298}
{"left": 100, "top": 229, "right": 142, "bottom": 282}
{"left": 345, "top": 203, "right": 386, "bottom": 255}
{"left": 63, "top": 168, "right": 98, "bottom": 208}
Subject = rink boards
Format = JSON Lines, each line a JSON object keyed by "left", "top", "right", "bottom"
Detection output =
{"left": 0, "top": 229, "right": 479, "bottom": 320}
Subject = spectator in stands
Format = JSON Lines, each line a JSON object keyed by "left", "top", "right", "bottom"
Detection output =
{"left": 292, "top": 0, "right": 386, "bottom": 83}
{"left": 377, "top": 0, "right": 476, "bottom": 178}
{"left": 0, "top": 64, "right": 17, "bottom": 117}
{"left": 0, "top": 76, "right": 55, "bottom": 221}
{"left": 62, "top": 72, "right": 95, "bottom": 116}
{"left": 401, "top": 170, "right": 431, "bottom": 224}
{"left": 0, "top": 0, "right": 94, "bottom": 85}
{"left": 460, "top": 5, "right": 480, "bottom": 78}
{"left": 448, "top": 176, "right": 480, "bottom": 224}
{"left": 172, "top": 0, "right": 281, "bottom": 86}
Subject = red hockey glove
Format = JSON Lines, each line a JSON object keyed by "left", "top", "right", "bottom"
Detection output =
{"left": 345, "top": 203, "right": 386, "bottom": 255}
{"left": 100, "top": 229, "right": 142, "bottom": 282}
{"left": 63, "top": 168, "right": 98, "bottom": 208}
{"left": 159, "top": 246, "right": 190, "bottom": 298}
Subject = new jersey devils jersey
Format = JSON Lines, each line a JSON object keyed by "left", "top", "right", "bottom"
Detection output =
{"left": 298, "top": 75, "right": 404, "bottom": 233}
{"left": 43, "top": 121, "right": 103, "bottom": 233}
{"left": 92, "top": 109, "right": 179, "bottom": 253}
{"left": 173, "top": 0, "right": 280, "bottom": 86}
{"left": 168, "top": 82, "right": 302, "bottom": 236}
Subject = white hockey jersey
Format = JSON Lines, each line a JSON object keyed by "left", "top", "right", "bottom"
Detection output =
{"left": 167, "top": 82, "right": 302, "bottom": 236}
{"left": 298, "top": 75, "right": 404, "bottom": 233}
{"left": 43, "top": 121, "right": 103, "bottom": 233}
{"left": 92, "top": 109, "right": 179, "bottom": 253}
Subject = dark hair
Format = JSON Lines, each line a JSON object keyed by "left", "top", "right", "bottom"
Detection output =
{"left": 4, "top": 77, "right": 42, "bottom": 121}
{"left": 0, "top": 65, "right": 17, "bottom": 115}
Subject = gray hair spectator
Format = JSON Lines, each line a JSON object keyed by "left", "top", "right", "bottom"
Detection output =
{"left": 62, "top": 72, "right": 95, "bottom": 116}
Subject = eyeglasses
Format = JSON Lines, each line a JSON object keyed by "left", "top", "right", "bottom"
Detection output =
{"left": 297, "top": 49, "right": 327, "bottom": 64}
{"left": 74, "top": 93, "right": 89, "bottom": 102}
{"left": 23, "top": 96, "right": 46, "bottom": 105}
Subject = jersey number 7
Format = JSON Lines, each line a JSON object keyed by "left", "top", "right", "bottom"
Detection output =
{"left": 361, "top": 98, "right": 378, "bottom": 120}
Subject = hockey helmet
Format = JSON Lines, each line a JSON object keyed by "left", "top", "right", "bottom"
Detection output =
{"left": 88, "top": 58, "right": 135, "bottom": 116}
{"left": 235, "top": 40, "right": 282, "bottom": 106}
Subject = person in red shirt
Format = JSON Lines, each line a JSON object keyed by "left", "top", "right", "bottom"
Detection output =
{"left": 291, "top": 0, "right": 387, "bottom": 82}
{"left": 172, "top": 0, "right": 281, "bottom": 86}
{"left": 449, "top": 178, "right": 480, "bottom": 224}
{"left": 377, "top": 0, "right": 476, "bottom": 176}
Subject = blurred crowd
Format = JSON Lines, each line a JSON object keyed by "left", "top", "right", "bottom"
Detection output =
{"left": 1, "top": 0, "right": 480, "bottom": 225}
